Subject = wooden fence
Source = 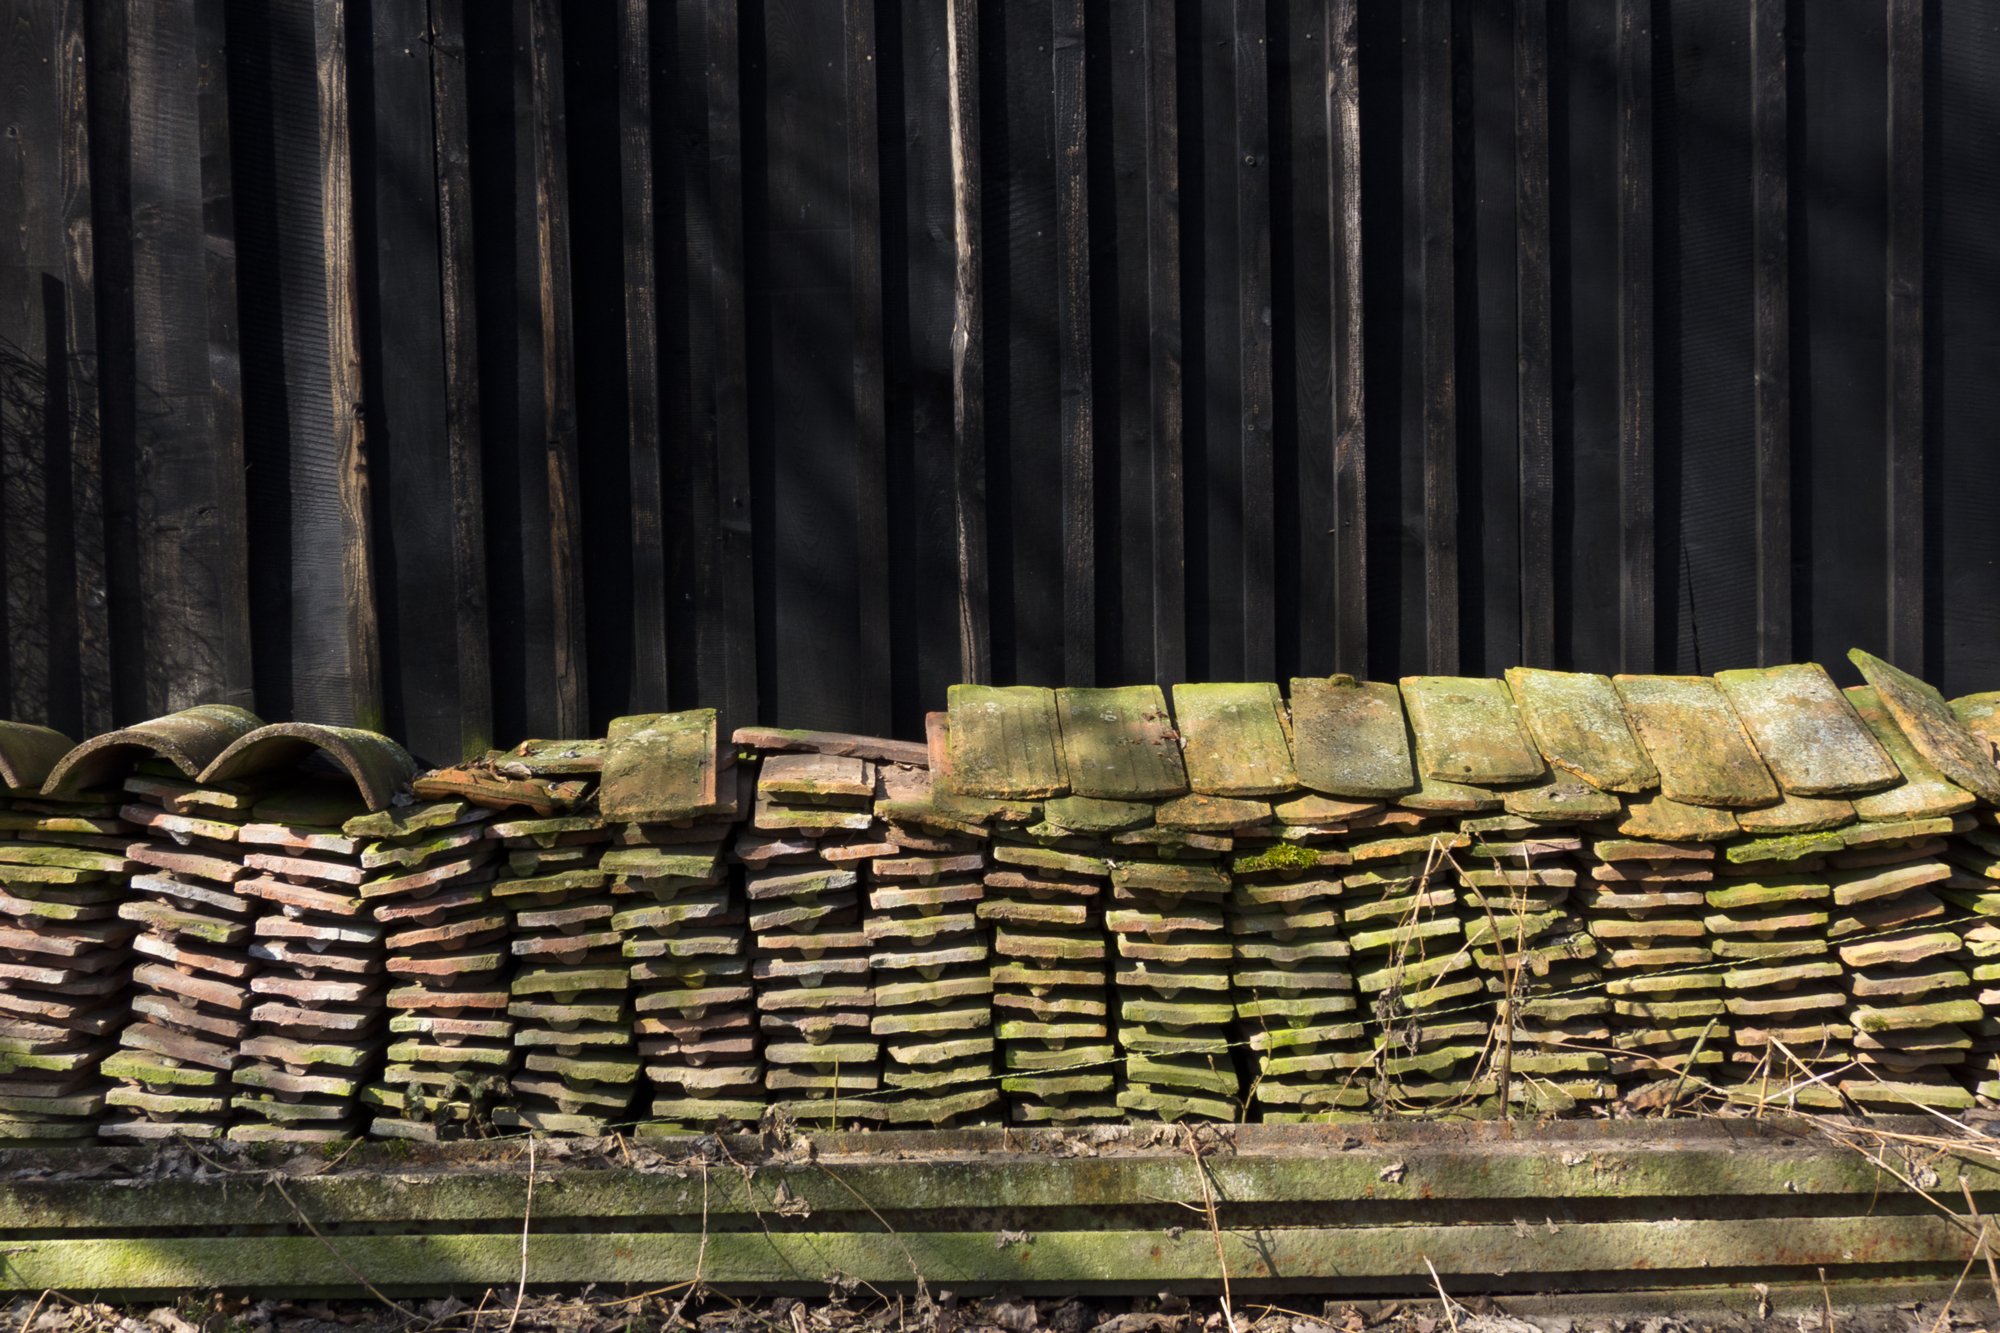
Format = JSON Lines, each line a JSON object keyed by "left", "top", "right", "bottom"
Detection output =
{"left": 2, "top": 0, "right": 1996, "bottom": 763}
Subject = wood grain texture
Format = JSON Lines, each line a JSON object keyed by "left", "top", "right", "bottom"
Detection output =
{"left": 1515, "top": 0, "right": 1554, "bottom": 670}
{"left": 126, "top": 0, "right": 254, "bottom": 714}
{"left": 618, "top": 0, "right": 668, "bottom": 713}
{"left": 1053, "top": 0, "right": 1094, "bottom": 686}
{"left": 1886, "top": 0, "right": 1925, "bottom": 672}
{"left": 1416, "top": 0, "right": 1456, "bottom": 674}
{"left": 1330, "top": 0, "right": 1366, "bottom": 679}
{"left": 426, "top": 0, "right": 492, "bottom": 757}
{"left": 1235, "top": 0, "right": 1274, "bottom": 682}
{"left": 1615, "top": 0, "right": 1655, "bottom": 674}
{"left": 315, "top": 0, "right": 380, "bottom": 730}
{"left": 705, "top": 0, "right": 755, "bottom": 731}
{"left": 848, "top": 0, "right": 891, "bottom": 732}
{"left": 59, "top": 0, "right": 109, "bottom": 734}
{"left": 1145, "top": 0, "right": 1184, "bottom": 690}
{"left": 1750, "top": 0, "right": 1791, "bottom": 668}
{"left": 946, "top": 0, "right": 990, "bottom": 685}
{"left": 526, "top": 0, "right": 586, "bottom": 735}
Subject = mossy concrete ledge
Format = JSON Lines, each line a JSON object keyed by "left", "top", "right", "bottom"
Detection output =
{"left": 1, "top": 1123, "right": 1997, "bottom": 1298}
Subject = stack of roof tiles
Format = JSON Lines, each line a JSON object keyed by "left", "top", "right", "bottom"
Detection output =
{"left": 81, "top": 708, "right": 268, "bottom": 1141}
{"left": 186, "top": 725, "right": 419, "bottom": 1142}
{"left": 0, "top": 723, "right": 137, "bottom": 1142}
{"left": 599, "top": 713, "right": 758, "bottom": 1134}
{"left": 742, "top": 738, "right": 886, "bottom": 1124}
{"left": 7, "top": 648, "right": 2000, "bottom": 1142}
{"left": 860, "top": 731, "right": 999, "bottom": 1128}
{"left": 355, "top": 790, "right": 501, "bottom": 1141}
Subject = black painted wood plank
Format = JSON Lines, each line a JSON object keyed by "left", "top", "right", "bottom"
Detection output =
{"left": 1515, "top": 0, "right": 1554, "bottom": 669}
{"left": 1469, "top": 0, "right": 1519, "bottom": 676}
{"left": 1615, "top": 0, "right": 1655, "bottom": 674}
{"left": 705, "top": 0, "right": 756, "bottom": 730}
{"left": 618, "top": 0, "right": 668, "bottom": 714}
{"left": 1054, "top": 0, "right": 1094, "bottom": 686}
{"left": 1280, "top": 0, "right": 1331, "bottom": 679}
{"left": 59, "top": 0, "right": 108, "bottom": 735}
{"left": 1886, "top": 0, "right": 1925, "bottom": 672}
{"left": 888, "top": 0, "right": 961, "bottom": 731}
{"left": 317, "top": 0, "right": 380, "bottom": 730}
{"left": 127, "top": 0, "right": 253, "bottom": 715}
{"left": 947, "top": 0, "right": 990, "bottom": 685}
{"left": 757, "top": 0, "right": 860, "bottom": 731}
{"left": 0, "top": 0, "right": 63, "bottom": 726}
{"left": 526, "top": 0, "right": 586, "bottom": 736}
{"left": 1415, "top": 0, "right": 1456, "bottom": 674}
{"left": 1235, "top": 0, "right": 1274, "bottom": 682}
{"left": 1936, "top": 0, "right": 2000, "bottom": 697}
{"left": 1800, "top": 0, "right": 1889, "bottom": 673}
{"left": 1330, "top": 0, "right": 1365, "bottom": 678}
{"left": 1146, "top": 0, "right": 1184, "bottom": 689}
{"left": 1750, "top": 0, "right": 1791, "bottom": 667}
{"left": 426, "top": 0, "right": 492, "bottom": 757}
{"left": 848, "top": 0, "right": 891, "bottom": 733}
{"left": 354, "top": 0, "right": 458, "bottom": 760}
{"left": 1108, "top": 0, "right": 1152, "bottom": 685}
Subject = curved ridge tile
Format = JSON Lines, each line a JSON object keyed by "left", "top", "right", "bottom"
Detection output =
{"left": 41, "top": 704, "right": 264, "bottom": 796}
{"left": 198, "top": 722, "right": 418, "bottom": 811}
{"left": 0, "top": 721, "right": 76, "bottom": 792}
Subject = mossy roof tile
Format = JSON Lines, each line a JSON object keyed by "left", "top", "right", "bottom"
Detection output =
{"left": 1170, "top": 683, "right": 1296, "bottom": 796}
{"left": 1713, "top": 663, "right": 1899, "bottom": 796}
{"left": 1613, "top": 675, "right": 1780, "bottom": 808}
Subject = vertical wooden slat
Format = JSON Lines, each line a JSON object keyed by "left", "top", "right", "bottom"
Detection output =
{"left": 1236, "top": 0, "right": 1275, "bottom": 681}
{"left": 1615, "top": 0, "right": 1656, "bottom": 673}
{"left": 849, "top": 0, "right": 891, "bottom": 731}
{"left": 1330, "top": 0, "right": 1366, "bottom": 678}
{"left": 1, "top": 2, "right": 58, "bottom": 724}
{"left": 526, "top": 0, "right": 586, "bottom": 735}
{"left": 1885, "top": 0, "right": 1925, "bottom": 670}
{"left": 1750, "top": 0, "right": 1791, "bottom": 666}
{"left": 1516, "top": 0, "right": 1554, "bottom": 668}
{"left": 316, "top": 0, "right": 381, "bottom": 730}
{"left": 427, "top": 0, "right": 491, "bottom": 756}
{"left": 1416, "top": 0, "right": 1457, "bottom": 674}
{"left": 1146, "top": 0, "right": 1184, "bottom": 689}
{"left": 126, "top": 0, "right": 253, "bottom": 714}
{"left": 1054, "top": 0, "right": 1095, "bottom": 686}
{"left": 946, "top": 0, "right": 990, "bottom": 685}
{"left": 1111, "top": 0, "right": 1153, "bottom": 682}
{"left": 619, "top": 0, "right": 669, "bottom": 712}
{"left": 705, "top": 0, "right": 756, "bottom": 730}
{"left": 60, "top": 0, "right": 110, "bottom": 733}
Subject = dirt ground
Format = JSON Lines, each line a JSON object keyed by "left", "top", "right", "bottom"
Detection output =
{"left": 2, "top": 1290, "right": 1992, "bottom": 1333}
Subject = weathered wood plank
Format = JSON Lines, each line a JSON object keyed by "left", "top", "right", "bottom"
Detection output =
{"left": 317, "top": 0, "right": 380, "bottom": 731}
{"left": 1615, "top": 0, "right": 1654, "bottom": 673}
{"left": 1750, "top": 0, "right": 1791, "bottom": 666}
{"left": 426, "top": 0, "right": 492, "bottom": 759}
{"left": 1885, "top": 0, "right": 1925, "bottom": 671}
{"left": 1236, "top": 0, "right": 1274, "bottom": 681}
{"left": 127, "top": 0, "right": 254, "bottom": 714}
{"left": 0, "top": 1215, "right": 1974, "bottom": 1295}
{"left": 1515, "top": 0, "right": 1554, "bottom": 668}
{"left": 1145, "top": 0, "right": 1184, "bottom": 689}
{"left": 848, "top": 0, "right": 891, "bottom": 732}
{"left": 1053, "top": 0, "right": 1094, "bottom": 685}
{"left": 1330, "top": 0, "right": 1366, "bottom": 678}
{"left": 946, "top": 0, "right": 989, "bottom": 685}
{"left": 618, "top": 0, "right": 668, "bottom": 712}
{"left": 526, "top": 0, "right": 586, "bottom": 736}
{"left": 1416, "top": 0, "right": 1456, "bottom": 673}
